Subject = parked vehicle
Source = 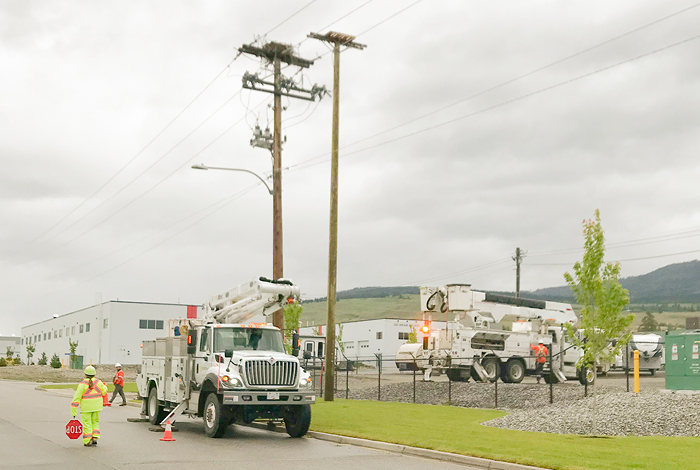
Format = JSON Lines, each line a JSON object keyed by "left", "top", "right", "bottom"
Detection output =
{"left": 136, "top": 277, "right": 315, "bottom": 438}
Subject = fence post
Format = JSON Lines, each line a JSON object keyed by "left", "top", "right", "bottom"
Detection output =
{"left": 376, "top": 353, "right": 382, "bottom": 401}
{"left": 312, "top": 356, "right": 316, "bottom": 391}
{"left": 413, "top": 368, "right": 416, "bottom": 403}
{"left": 335, "top": 357, "right": 338, "bottom": 393}
{"left": 346, "top": 362, "right": 349, "bottom": 399}
{"left": 626, "top": 344, "right": 630, "bottom": 392}
{"left": 448, "top": 372, "right": 452, "bottom": 405}
{"left": 549, "top": 348, "right": 554, "bottom": 405}
{"left": 494, "top": 375, "right": 498, "bottom": 408}
{"left": 320, "top": 359, "right": 324, "bottom": 399}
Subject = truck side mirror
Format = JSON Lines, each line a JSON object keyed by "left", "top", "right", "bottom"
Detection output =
{"left": 292, "top": 333, "right": 300, "bottom": 356}
{"left": 187, "top": 330, "right": 197, "bottom": 355}
{"left": 303, "top": 351, "right": 311, "bottom": 359}
{"left": 224, "top": 348, "right": 233, "bottom": 358}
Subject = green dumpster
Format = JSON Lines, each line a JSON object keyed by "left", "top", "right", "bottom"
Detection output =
{"left": 665, "top": 330, "right": 700, "bottom": 390}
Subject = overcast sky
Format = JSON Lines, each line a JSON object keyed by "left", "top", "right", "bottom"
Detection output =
{"left": 2, "top": 0, "right": 700, "bottom": 335}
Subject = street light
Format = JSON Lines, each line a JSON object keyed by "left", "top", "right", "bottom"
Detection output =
{"left": 191, "top": 164, "right": 273, "bottom": 195}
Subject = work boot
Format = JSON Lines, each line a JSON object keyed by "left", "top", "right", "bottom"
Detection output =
{"left": 120, "top": 402, "right": 127, "bottom": 406}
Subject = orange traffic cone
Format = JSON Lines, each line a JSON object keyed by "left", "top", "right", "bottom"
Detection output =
{"left": 160, "top": 420, "right": 175, "bottom": 441}
{"left": 103, "top": 394, "right": 111, "bottom": 407}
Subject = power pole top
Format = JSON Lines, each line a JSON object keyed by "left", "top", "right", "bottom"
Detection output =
{"left": 239, "top": 42, "right": 315, "bottom": 68}
{"left": 308, "top": 32, "right": 367, "bottom": 50}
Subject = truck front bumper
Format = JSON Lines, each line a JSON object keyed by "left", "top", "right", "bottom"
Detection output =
{"left": 222, "top": 390, "right": 316, "bottom": 405}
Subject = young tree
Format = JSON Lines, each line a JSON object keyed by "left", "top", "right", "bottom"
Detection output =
{"left": 639, "top": 312, "right": 658, "bottom": 332}
{"left": 50, "top": 353, "right": 62, "bottom": 369}
{"left": 26, "top": 344, "right": 35, "bottom": 365}
{"left": 564, "top": 210, "right": 634, "bottom": 434}
{"left": 407, "top": 325, "right": 417, "bottom": 344}
{"left": 38, "top": 352, "right": 48, "bottom": 366}
{"left": 283, "top": 300, "right": 303, "bottom": 354}
{"left": 5, "top": 346, "right": 13, "bottom": 360}
{"left": 68, "top": 339, "right": 79, "bottom": 369}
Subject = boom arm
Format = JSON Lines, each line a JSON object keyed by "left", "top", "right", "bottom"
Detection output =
{"left": 205, "top": 277, "right": 300, "bottom": 324}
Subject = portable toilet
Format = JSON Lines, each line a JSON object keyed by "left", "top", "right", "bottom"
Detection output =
{"left": 665, "top": 330, "right": 700, "bottom": 390}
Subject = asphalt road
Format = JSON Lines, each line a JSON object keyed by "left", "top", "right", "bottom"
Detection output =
{"left": 0, "top": 380, "right": 478, "bottom": 470}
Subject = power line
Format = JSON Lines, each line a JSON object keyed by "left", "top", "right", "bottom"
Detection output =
{"left": 526, "top": 248, "right": 700, "bottom": 266}
{"left": 355, "top": 0, "right": 426, "bottom": 37}
{"left": 286, "top": 3, "right": 700, "bottom": 172}
{"left": 263, "top": 0, "right": 318, "bottom": 37}
{"left": 11, "top": 58, "right": 239, "bottom": 255}
{"left": 403, "top": 257, "right": 512, "bottom": 286}
{"left": 288, "top": 31, "right": 700, "bottom": 173}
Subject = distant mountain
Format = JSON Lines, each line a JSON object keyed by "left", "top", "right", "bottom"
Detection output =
{"left": 530, "top": 260, "right": 700, "bottom": 304}
{"left": 306, "top": 260, "right": 700, "bottom": 306}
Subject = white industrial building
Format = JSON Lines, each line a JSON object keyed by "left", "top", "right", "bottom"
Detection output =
{"left": 299, "top": 318, "right": 446, "bottom": 360}
{"left": 20, "top": 300, "right": 201, "bottom": 366}
{"left": 0, "top": 335, "right": 21, "bottom": 359}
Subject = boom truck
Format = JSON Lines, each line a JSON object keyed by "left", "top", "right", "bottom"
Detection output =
{"left": 136, "top": 277, "right": 315, "bottom": 438}
{"left": 395, "top": 284, "right": 596, "bottom": 385}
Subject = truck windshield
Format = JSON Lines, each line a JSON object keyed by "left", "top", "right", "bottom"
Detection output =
{"left": 213, "top": 328, "right": 285, "bottom": 353}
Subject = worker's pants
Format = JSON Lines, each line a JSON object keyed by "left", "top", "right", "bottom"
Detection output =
{"left": 535, "top": 362, "right": 544, "bottom": 378}
{"left": 111, "top": 384, "right": 126, "bottom": 404}
{"left": 81, "top": 411, "right": 101, "bottom": 444}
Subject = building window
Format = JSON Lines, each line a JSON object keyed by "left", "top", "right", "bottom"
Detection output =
{"left": 79, "top": 324, "right": 84, "bottom": 334}
{"left": 376, "top": 332, "right": 383, "bottom": 340}
{"left": 59, "top": 330, "right": 62, "bottom": 338}
{"left": 398, "top": 332, "right": 409, "bottom": 340}
{"left": 53, "top": 331, "right": 56, "bottom": 339}
{"left": 21, "top": 338, "right": 23, "bottom": 345}
{"left": 103, "top": 318, "right": 108, "bottom": 329}
{"left": 147, "top": 320, "right": 156, "bottom": 329}
{"left": 156, "top": 320, "right": 164, "bottom": 330}
{"left": 86, "top": 323, "right": 90, "bottom": 333}
{"left": 139, "top": 320, "right": 147, "bottom": 329}
{"left": 43, "top": 333, "right": 46, "bottom": 340}
{"left": 71, "top": 326, "right": 75, "bottom": 335}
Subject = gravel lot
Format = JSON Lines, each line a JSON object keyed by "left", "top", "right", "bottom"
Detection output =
{"left": 0, "top": 364, "right": 140, "bottom": 383}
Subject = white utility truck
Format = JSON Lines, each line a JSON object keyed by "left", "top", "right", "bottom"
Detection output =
{"left": 395, "top": 284, "right": 596, "bottom": 385}
{"left": 136, "top": 277, "right": 315, "bottom": 438}
{"left": 613, "top": 333, "right": 664, "bottom": 375}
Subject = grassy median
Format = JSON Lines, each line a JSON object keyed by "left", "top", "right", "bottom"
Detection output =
{"left": 310, "top": 400, "right": 698, "bottom": 470}
{"left": 40, "top": 382, "right": 139, "bottom": 393}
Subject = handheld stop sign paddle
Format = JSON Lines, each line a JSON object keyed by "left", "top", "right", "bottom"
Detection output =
{"left": 66, "top": 419, "right": 83, "bottom": 440}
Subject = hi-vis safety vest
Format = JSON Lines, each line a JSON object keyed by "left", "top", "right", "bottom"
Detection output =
{"left": 531, "top": 344, "right": 548, "bottom": 363}
{"left": 71, "top": 379, "right": 108, "bottom": 415}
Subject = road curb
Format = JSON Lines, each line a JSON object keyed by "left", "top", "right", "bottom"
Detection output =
{"left": 307, "top": 431, "right": 547, "bottom": 470}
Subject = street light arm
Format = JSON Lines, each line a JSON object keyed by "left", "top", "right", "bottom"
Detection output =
{"left": 191, "top": 164, "right": 273, "bottom": 195}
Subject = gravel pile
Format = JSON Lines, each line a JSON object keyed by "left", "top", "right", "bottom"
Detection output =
{"left": 344, "top": 380, "right": 623, "bottom": 410}
{"left": 484, "top": 390, "right": 700, "bottom": 436}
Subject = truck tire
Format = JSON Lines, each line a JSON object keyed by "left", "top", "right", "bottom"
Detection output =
{"left": 446, "top": 367, "right": 470, "bottom": 382}
{"left": 147, "top": 386, "right": 167, "bottom": 425}
{"left": 284, "top": 404, "right": 311, "bottom": 438}
{"left": 579, "top": 366, "right": 595, "bottom": 386}
{"left": 203, "top": 393, "right": 228, "bottom": 438}
{"left": 504, "top": 359, "right": 525, "bottom": 384}
{"left": 482, "top": 357, "right": 501, "bottom": 383}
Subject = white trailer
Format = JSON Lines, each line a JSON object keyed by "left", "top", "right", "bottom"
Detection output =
{"left": 396, "top": 284, "right": 595, "bottom": 385}
{"left": 613, "top": 333, "right": 664, "bottom": 375}
{"left": 136, "top": 278, "right": 315, "bottom": 438}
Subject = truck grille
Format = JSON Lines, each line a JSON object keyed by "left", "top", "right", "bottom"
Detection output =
{"left": 244, "top": 359, "right": 298, "bottom": 387}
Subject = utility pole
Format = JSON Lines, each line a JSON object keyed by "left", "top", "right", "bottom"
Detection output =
{"left": 513, "top": 247, "right": 526, "bottom": 297}
{"left": 239, "top": 41, "right": 327, "bottom": 329}
{"left": 309, "top": 31, "right": 366, "bottom": 402}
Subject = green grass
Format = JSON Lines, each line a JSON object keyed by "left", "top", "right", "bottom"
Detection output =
{"left": 311, "top": 400, "right": 699, "bottom": 470}
{"left": 40, "top": 382, "right": 139, "bottom": 393}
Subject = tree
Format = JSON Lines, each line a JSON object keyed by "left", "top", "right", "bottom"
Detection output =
{"left": 564, "top": 210, "right": 634, "bottom": 435}
{"left": 407, "top": 325, "right": 417, "bottom": 344}
{"left": 50, "top": 353, "right": 62, "bottom": 369}
{"left": 5, "top": 346, "right": 13, "bottom": 360}
{"left": 38, "top": 352, "right": 48, "bottom": 366}
{"left": 26, "top": 344, "right": 35, "bottom": 365}
{"left": 68, "top": 339, "right": 79, "bottom": 369}
{"left": 283, "top": 300, "right": 303, "bottom": 355}
{"left": 639, "top": 312, "right": 658, "bottom": 332}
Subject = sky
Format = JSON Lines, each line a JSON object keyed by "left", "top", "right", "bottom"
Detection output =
{"left": 2, "top": 0, "right": 700, "bottom": 335}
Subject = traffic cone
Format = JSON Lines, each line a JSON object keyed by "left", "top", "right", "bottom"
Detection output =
{"left": 160, "top": 420, "right": 175, "bottom": 441}
{"left": 103, "top": 394, "right": 111, "bottom": 407}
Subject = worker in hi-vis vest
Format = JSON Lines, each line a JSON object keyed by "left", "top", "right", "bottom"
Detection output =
{"left": 530, "top": 341, "right": 549, "bottom": 384}
{"left": 70, "top": 365, "right": 108, "bottom": 446}
{"left": 110, "top": 363, "right": 127, "bottom": 406}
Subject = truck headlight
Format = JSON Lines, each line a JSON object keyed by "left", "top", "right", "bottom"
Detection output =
{"left": 222, "top": 375, "right": 242, "bottom": 388}
{"left": 300, "top": 376, "right": 313, "bottom": 389}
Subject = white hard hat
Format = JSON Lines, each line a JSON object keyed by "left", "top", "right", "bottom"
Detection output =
{"left": 115, "top": 363, "right": 122, "bottom": 368}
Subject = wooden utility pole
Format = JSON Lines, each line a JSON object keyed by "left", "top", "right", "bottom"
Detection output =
{"left": 309, "top": 31, "right": 365, "bottom": 402}
{"left": 239, "top": 41, "right": 325, "bottom": 329}
{"left": 513, "top": 247, "right": 525, "bottom": 297}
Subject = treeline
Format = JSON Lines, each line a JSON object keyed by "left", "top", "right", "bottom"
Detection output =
{"left": 304, "top": 286, "right": 419, "bottom": 303}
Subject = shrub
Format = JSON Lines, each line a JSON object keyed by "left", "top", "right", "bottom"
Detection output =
{"left": 0, "top": 358, "right": 6, "bottom": 367}
{"left": 38, "top": 352, "right": 47, "bottom": 366}
{"left": 50, "top": 353, "right": 62, "bottom": 369}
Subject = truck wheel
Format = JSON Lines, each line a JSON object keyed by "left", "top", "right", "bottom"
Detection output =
{"left": 203, "top": 393, "right": 228, "bottom": 438}
{"left": 579, "top": 366, "right": 595, "bottom": 386}
{"left": 649, "top": 369, "right": 655, "bottom": 376}
{"left": 504, "top": 359, "right": 525, "bottom": 384}
{"left": 147, "top": 387, "right": 166, "bottom": 425}
{"left": 284, "top": 405, "right": 311, "bottom": 438}
{"left": 482, "top": 357, "right": 501, "bottom": 383}
{"left": 446, "top": 368, "right": 470, "bottom": 382}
